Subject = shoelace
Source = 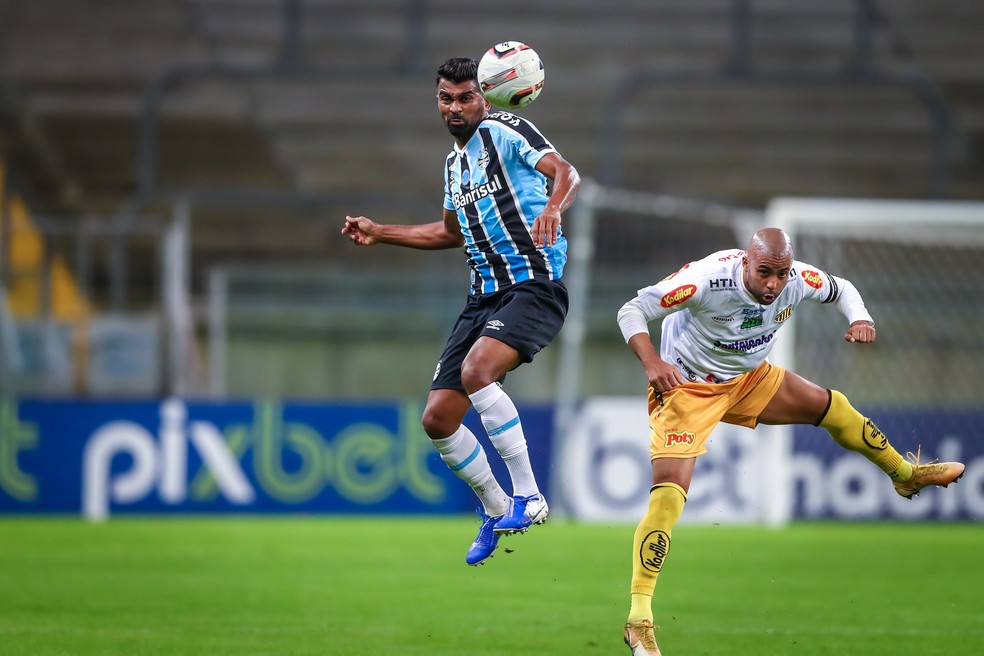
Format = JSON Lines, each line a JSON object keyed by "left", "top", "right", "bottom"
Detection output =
{"left": 904, "top": 445, "right": 940, "bottom": 470}
{"left": 631, "top": 622, "right": 660, "bottom": 649}
{"left": 475, "top": 510, "right": 498, "bottom": 529}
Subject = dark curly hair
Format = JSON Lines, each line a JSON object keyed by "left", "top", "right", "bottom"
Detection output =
{"left": 436, "top": 57, "right": 478, "bottom": 86}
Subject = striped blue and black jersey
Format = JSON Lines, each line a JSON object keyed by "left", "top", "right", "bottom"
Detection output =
{"left": 443, "top": 110, "right": 568, "bottom": 295}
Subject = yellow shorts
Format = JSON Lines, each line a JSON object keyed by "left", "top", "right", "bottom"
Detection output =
{"left": 648, "top": 361, "right": 786, "bottom": 460}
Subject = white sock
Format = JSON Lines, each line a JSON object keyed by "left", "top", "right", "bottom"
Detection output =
{"left": 468, "top": 383, "right": 540, "bottom": 498}
{"left": 431, "top": 425, "right": 510, "bottom": 516}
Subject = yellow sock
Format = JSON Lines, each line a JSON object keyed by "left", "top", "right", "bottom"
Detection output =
{"left": 628, "top": 593, "right": 653, "bottom": 624}
{"left": 819, "top": 390, "right": 912, "bottom": 482}
{"left": 627, "top": 482, "right": 687, "bottom": 623}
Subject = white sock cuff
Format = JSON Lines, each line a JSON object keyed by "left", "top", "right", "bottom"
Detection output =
{"left": 468, "top": 382, "right": 504, "bottom": 414}
{"left": 431, "top": 425, "right": 466, "bottom": 453}
{"left": 493, "top": 439, "right": 527, "bottom": 461}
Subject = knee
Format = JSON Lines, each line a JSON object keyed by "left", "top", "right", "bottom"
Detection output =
{"left": 459, "top": 359, "right": 495, "bottom": 395}
{"left": 421, "top": 404, "right": 457, "bottom": 439}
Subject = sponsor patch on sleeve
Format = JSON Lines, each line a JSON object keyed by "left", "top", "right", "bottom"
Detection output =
{"left": 801, "top": 269, "right": 823, "bottom": 289}
{"left": 660, "top": 284, "right": 697, "bottom": 308}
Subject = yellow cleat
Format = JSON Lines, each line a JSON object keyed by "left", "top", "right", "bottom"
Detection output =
{"left": 624, "top": 619, "right": 662, "bottom": 656}
{"left": 893, "top": 447, "right": 965, "bottom": 499}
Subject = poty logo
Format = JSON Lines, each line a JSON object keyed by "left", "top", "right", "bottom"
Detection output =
{"left": 801, "top": 270, "right": 823, "bottom": 289}
{"left": 665, "top": 430, "right": 696, "bottom": 448}
{"left": 661, "top": 284, "right": 696, "bottom": 308}
{"left": 82, "top": 399, "right": 254, "bottom": 521}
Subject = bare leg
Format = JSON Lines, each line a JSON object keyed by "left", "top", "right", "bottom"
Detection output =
{"left": 759, "top": 371, "right": 909, "bottom": 481}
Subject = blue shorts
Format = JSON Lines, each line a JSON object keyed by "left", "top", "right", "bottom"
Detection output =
{"left": 431, "top": 279, "right": 569, "bottom": 391}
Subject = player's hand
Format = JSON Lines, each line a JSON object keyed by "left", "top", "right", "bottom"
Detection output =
{"left": 342, "top": 215, "right": 378, "bottom": 246}
{"left": 646, "top": 359, "right": 687, "bottom": 394}
{"left": 845, "top": 320, "right": 876, "bottom": 344}
{"left": 530, "top": 208, "right": 562, "bottom": 248}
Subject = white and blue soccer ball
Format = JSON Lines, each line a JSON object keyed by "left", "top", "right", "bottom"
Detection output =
{"left": 477, "top": 41, "right": 545, "bottom": 109}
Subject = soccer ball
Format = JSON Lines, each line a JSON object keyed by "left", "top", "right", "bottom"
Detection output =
{"left": 477, "top": 41, "right": 545, "bottom": 109}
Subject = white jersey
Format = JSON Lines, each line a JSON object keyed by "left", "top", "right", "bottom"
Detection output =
{"left": 617, "top": 249, "right": 873, "bottom": 383}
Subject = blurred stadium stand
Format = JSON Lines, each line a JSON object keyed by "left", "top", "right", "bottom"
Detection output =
{"left": 0, "top": 0, "right": 982, "bottom": 398}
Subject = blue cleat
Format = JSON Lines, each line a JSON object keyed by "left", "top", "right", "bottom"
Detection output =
{"left": 465, "top": 510, "right": 503, "bottom": 566}
{"left": 493, "top": 494, "right": 548, "bottom": 535}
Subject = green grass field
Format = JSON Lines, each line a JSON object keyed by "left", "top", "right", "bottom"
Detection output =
{"left": 0, "top": 517, "right": 981, "bottom": 655}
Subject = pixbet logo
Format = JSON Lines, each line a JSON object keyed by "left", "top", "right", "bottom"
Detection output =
{"left": 82, "top": 399, "right": 254, "bottom": 520}
{"left": 80, "top": 400, "right": 446, "bottom": 520}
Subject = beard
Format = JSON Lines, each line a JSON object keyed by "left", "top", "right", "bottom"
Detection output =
{"left": 445, "top": 114, "right": 477, "bottom": 140}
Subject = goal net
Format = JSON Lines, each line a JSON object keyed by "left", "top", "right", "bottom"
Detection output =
{"left": 767, "top": 198, "right": 984, "bottom": 409}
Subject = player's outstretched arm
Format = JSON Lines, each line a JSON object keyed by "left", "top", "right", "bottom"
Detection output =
{"left": 531, "top": 152, "right": 580, "bottom": 248}
{"left": 342, "top": 210, "right": 464, "bottom": 250}
{"left": 845, "top": 320, "right": 876, "bottom": 344}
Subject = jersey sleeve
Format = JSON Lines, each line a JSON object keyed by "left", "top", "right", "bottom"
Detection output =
{"left": 617, "top": 263, "right": 702, "bottom": 341}
{"left": 442, "top": 156, "right": 455, "bottom": 211}
{"left": 795, "top": 261, "right": 873, "bottom": 324}
{"left": 487, "top": 111, "right": 556, "bottom": 170}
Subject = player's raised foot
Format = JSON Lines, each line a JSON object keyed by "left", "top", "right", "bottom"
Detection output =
{"left": 493, "top": 494, "right": 548, "bottom": 535}
{"left": 465, "top": 510, "right": 504, "bottom": 566}
{"left": 893, "top": 447, "right": 965, "bottom": 499}
{"left": 624, "top": 619, "right": 661, "bottom": 656}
